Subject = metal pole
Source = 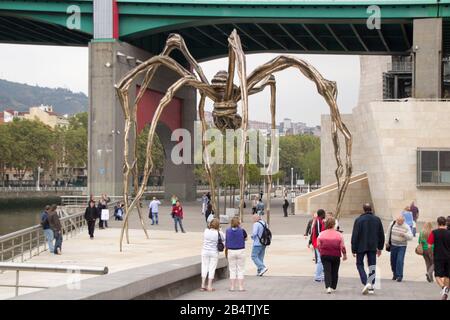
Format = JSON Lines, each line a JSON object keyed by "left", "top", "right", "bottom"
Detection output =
{"left": 15, "top": 270, "right": 19, "bottom": 297}
{"left": 290, "top": 168, "right": 293, "bottom": 192}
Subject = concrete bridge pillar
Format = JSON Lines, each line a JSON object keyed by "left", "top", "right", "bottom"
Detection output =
{"left": 412, "top": 18, "right": 443, "bottom": 99}
{"left": 88, "top": 40, "right": 196, "bottom": 200}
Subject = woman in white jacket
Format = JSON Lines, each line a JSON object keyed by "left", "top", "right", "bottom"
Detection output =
{"left": 200, "top": 218, "right": 225, "bottom": 292}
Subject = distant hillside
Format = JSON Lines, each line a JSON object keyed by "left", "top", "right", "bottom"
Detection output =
{"left": 0, "top": 79, "right": 88, "bottom": 115}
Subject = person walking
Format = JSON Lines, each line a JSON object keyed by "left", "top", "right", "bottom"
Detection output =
{"left": 387, "top": 215, "right": 413, "bottom": 282}
{"left": 351, "top": 203, "right": 385, "bottom": 295}
{"left": 200, "top": 218, "right": 225, "bottom": 292}
{"left": 251, "top": 214, "right": 268, "bottom": 276}
{"left": 311, "top": 209, "right": 326, "bottom": 282}
{"left": 282, "top": 197, "right": 289, "bottom": 217}
{"left": 173, "top": 200, "right": 186, "bottom": 233}
{"left": 47, "top": 204, "right": 63, "bottom": 255}
{"left": 149, "top": 197, "right": 161, "bottom": 225}
{"left": 201, "top": 193, "right": 208, "bottom": 215}
{"left": 225, "top": 217, "right": 248, "bottom": 291}
{"left": 256, "top": 199, "right": 265, "bottom": 216}
{"left": 114, "top": 202, "right": 124, "bottom": 221}
{"left": 427, "top": 216, "right": 450, "bottom": 300}
{"left": 205, "top": 203, "right": 214, "bottom": 226}
{"left": 418, "top": 222, "right": 434, "bottom": 283}
{"left": 401, "top": 206, "right": 414, "bottom": 235}
{"left": 40, "top": 205, "right": 54, "bottom": 253}
{"left": 98, "top": 194, "right": 110, "bottom": 229}
{"left": 84, "top": 200, "right": 99, "bottom": 239}
{"left": 410, "top": 201, "right": 419, "bottom": 237}
{"left": 317, "top": 217, "right": 347, "bottom": 293}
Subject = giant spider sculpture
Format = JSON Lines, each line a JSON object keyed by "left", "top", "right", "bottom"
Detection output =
{"left": 115, "top": 29, "right": 352, "bottom": 251}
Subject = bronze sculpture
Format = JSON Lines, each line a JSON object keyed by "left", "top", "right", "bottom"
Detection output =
{"left": 115, "top": 29, "right": 352, "bottom": 251}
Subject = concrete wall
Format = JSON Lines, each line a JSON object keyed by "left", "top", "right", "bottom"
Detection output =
{"left": 322, "top": 100, "right": 450, "bottom": 221}
{"left": 14, "top": 256, "right": 228, "bottom": 300}
{"left": 88, "top": 40, "right": 196, "bottom": 200}
{"left": 413, "top": 18, "right": 442, "bottom": 99}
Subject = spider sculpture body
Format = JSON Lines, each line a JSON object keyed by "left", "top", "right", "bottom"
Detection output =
{"left": 115, "top": 30, "right": 352, "bottom": 251}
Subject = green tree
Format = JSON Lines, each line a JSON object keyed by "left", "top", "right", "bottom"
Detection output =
{"left": 299, "top": 146, "right": 321, "bottom": 185}
{"left": 0, "top": 125, "right": 12, "bottom": 186}
{"left": 7, "top": 119, "right": 55, "bottom": 185}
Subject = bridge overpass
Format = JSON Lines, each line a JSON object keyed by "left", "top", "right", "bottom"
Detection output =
{"left": 0, "top": 0, "right": 447, "bottom": 198}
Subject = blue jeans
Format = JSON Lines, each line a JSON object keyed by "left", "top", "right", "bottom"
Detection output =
{"left": 53, "top": 230, "right": 63, "bottom": 254}
{"left": 356, "top": 251, "right": 377, "bottom": 285}
{"left": 314, "top": 248, "right": 324, "bottom": 281}
{"left": 151, "top": 212, "right": 159, "bottom": 225}
{"left": 173, "top": 216, "right": 185, "bottom": 232}
{"left": 251, "top": 245, "right": 266, "bottom": 273}
{"left": 43, "top": 228, "right": 54, "bottom": 253}
{"left": 390, "top": 245, "right": 407, "bottom": 279}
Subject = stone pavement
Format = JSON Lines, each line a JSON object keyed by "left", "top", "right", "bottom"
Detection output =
{"left": 177, "top": 275, "right": 439, "bottom": 300}
{"left": 0, "top": 199, "right": 441, "bottom": 299}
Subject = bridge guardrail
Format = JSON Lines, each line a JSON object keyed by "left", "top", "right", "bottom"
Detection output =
{"left": 0, "top": 262, "right": 108, "bottom": 297}
{"left": 0, "top": 201, "right": 120, "bottom": 264}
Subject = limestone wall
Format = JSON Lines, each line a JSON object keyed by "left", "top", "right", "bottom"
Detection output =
{"left": 321, "top": 100, "right": 450, "bottom": 222}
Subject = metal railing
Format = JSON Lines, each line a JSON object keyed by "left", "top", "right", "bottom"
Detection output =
{"left": 0, "top": 262, "right": 108, "bottom": 297}
{"left": 0, "top": 201, "right": 120, "bottom": 263}
{"left": 0, "top": 186, "right": 86, "bottom": 192}
{"left": 60, "top": 196, "right": 124, "bottom": 206}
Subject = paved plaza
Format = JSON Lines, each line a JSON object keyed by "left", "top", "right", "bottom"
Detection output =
{"left": 0, "top": 198, "right": 443, "bottom": 299}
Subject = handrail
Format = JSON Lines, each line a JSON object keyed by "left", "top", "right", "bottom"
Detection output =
{"left": 0, "top": 262, "right": 108, "bottom": 297}
{"left": 0, "top": 201, "right": 120, "bottom": 263}
{"left": 0, "top": 262, "right": 108, "bottom": 275}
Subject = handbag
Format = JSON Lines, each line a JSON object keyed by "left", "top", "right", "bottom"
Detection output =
{"left": 415, "top": 244, "right": 424, "bottom": 255}
{"left": 217, "top": 231, "right": 224, "bottom": 252}
{"left": 415, "top": 232, "right": 424, "bottom": 255}
{"left": 386, "top": 220, "right": 395, "bottom": 252}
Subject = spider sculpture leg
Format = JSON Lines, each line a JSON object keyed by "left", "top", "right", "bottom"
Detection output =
{"left": 116, "top": 35, "right": 210, "bottom": 244}
{"left": 118, "top": 74, "right": 216, "bottom": 251}
{"left": 227, "top": 30, "right": 250, "bottom": 222}
{"left": 246, "top": 55, "right": 352, "bottom": 220}
{"left": 197, "top": 93, "right": 220, "bottom": 218}
{"left": 116, "top": 56, "right": 195, "bottom": 248}
{"left": 247, "top": 75, "right": 277, "bottom": 225}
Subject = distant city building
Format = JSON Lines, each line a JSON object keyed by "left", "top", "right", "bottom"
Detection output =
{"left": 203, "top": 111, "right": 320, "bottom": 137}
{"left": 24, "top": 104, "right": 69, "bottom": 128}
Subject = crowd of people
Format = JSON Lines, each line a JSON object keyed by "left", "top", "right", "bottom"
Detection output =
{"left": 39, "top": 192, "right": 449, "bottom": 300}
{"left": 200, "top": 213, "right": 271, "bottom": 292}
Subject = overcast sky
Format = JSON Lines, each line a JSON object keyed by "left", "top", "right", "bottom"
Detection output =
{"left": 0, "top": 44, "right": 360, "bottom": 126}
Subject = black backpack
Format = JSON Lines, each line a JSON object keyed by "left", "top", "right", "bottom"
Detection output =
{"left": 258, "top": 221, "right": 272, "bottom": 246}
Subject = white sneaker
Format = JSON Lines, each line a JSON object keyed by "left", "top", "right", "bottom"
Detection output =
{"left": 258, "top": 267, "right": 268, "bottom": 276}
{"left": 326, "top": 287, "right": 332, "bottom": 294}
{"left": 362, "top": 283, "right": 371, "bottom": 295}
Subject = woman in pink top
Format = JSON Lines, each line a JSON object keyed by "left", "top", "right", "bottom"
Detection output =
{"left": 317, "top": 217, "right": 347, "bottom": 294}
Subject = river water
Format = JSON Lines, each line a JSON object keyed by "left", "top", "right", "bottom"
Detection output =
{"left": 0, "top": 208, "right": 42, "bottom": 236}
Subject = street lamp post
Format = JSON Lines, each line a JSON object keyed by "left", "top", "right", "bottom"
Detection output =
{"left": 290, "top": 167, "right": 295, "bottom": 215}
{"left": 36, "top": 166, "right": 42, "bottom": 191}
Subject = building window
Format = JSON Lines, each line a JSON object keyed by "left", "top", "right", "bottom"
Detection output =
{"left": 417, "top": 149, "right": 450, "bottom": 186}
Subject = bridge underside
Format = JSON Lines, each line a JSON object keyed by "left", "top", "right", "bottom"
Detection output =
{"left": 1, "top": 1, "right": 449, "bottom": 197}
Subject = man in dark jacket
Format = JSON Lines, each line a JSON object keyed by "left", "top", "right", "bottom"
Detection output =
{"left": 85, "top": 200, "right": 99, "bottom": 239}
{"left": 47, "top": 204, "right": 63, "bottom": 255}
{"left": 40, "top": 205, "right": 54, "bottom": 253}
{"left": 351, "top": 203, "right": 385, "bottom": 295}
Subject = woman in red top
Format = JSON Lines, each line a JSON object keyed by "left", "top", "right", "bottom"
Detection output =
{"left": 173, "top": 200, "right": 186, "bottom": 233}
{"left": 317, "top": 217, "right": 347, "bottom": 294}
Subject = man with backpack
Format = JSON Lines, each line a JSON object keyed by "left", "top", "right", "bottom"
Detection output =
{"left": 251, "top": 214, "right": 271, "bottom": 276}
